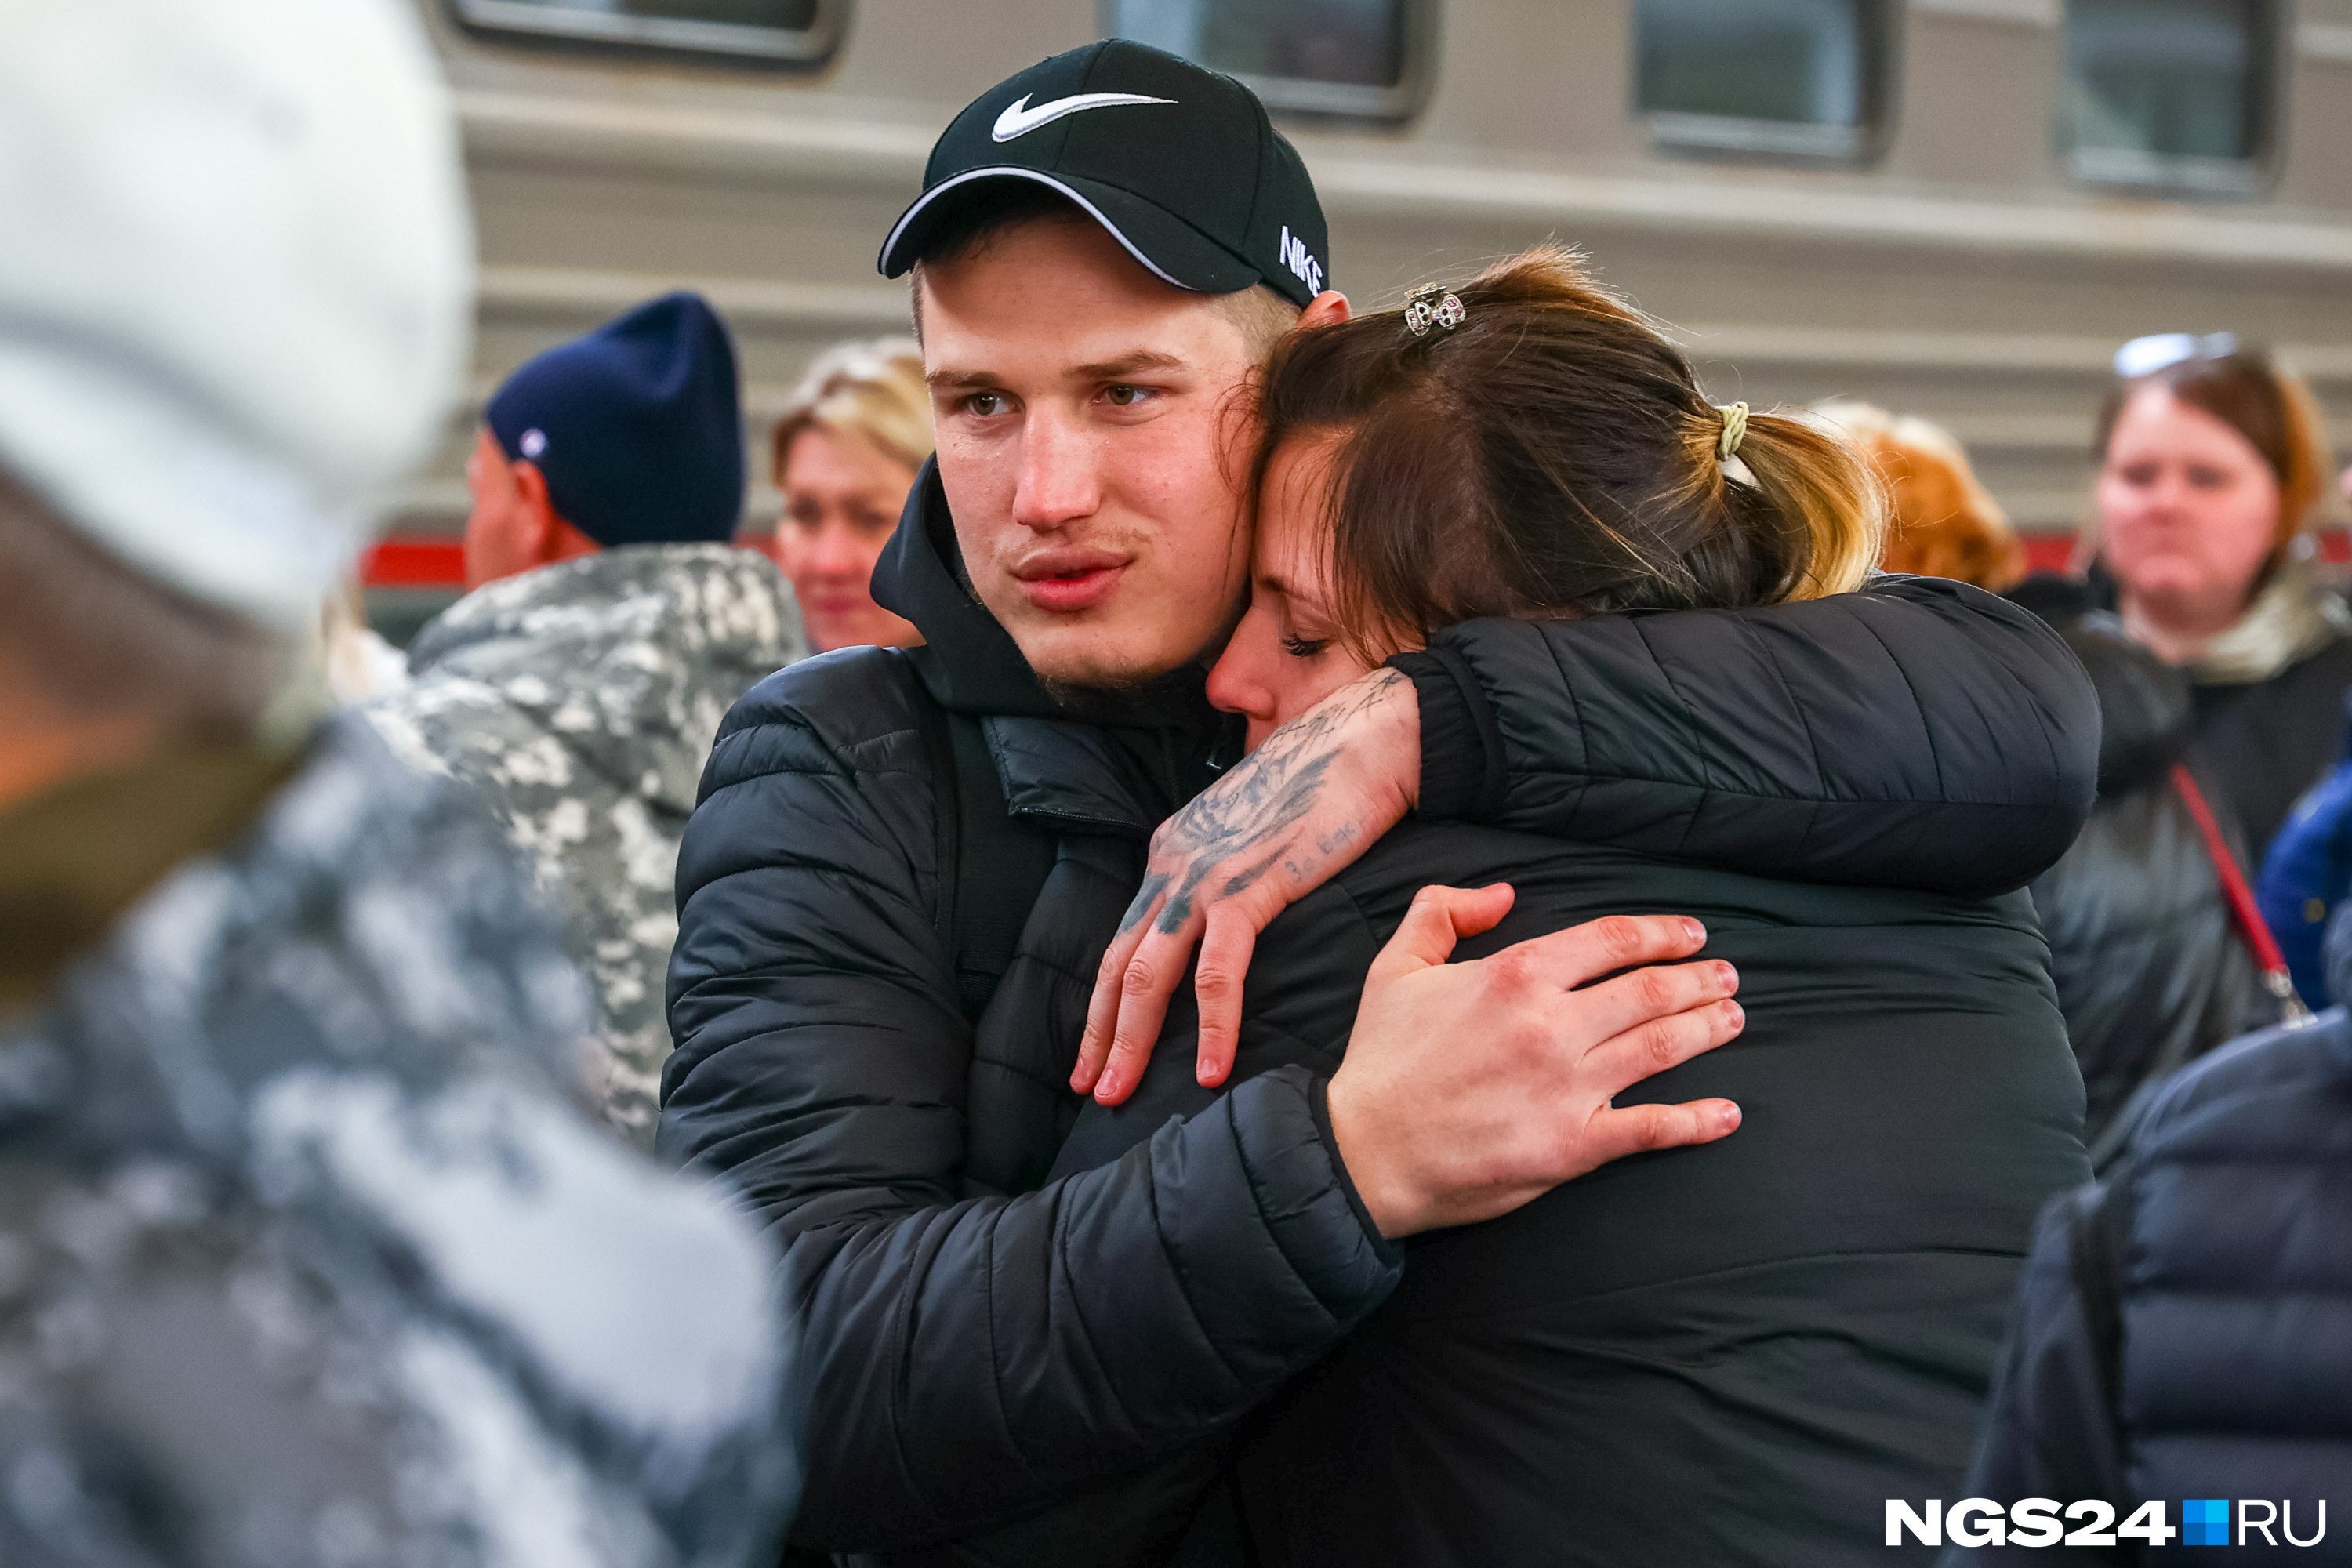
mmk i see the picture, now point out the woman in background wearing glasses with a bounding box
[2023,335,2346,1161]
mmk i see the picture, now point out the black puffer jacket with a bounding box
[1054,626,2098,1567]
[661,464,2100,1556]
[2024,618,2272,1160]
[1949,1007,2352,1565]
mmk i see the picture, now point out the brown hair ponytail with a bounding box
[1256,246,1885,659]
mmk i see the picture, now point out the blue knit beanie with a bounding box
[485,291,743,547]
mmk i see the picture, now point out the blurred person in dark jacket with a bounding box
[753,337,927,652]
[1944,898,2352,1565]
[2034,336,2348,865]
[659,43,2098,1564]
[1813,399,2027,592]
[1054,251,2095,1567]
[368,293,806,1151]
[2015,339,2338,1158]
[0,3,795,1563]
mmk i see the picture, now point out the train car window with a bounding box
[1103,0,1432,119]
[1634,0,1895,164]
[448,0,844,65]
[2062,0,2280,196]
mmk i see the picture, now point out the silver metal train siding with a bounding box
[373,0,2352,621]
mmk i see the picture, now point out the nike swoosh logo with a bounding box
[991,91,1176,142]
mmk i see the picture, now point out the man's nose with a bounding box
[1011,408,1102,532]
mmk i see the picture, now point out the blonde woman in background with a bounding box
[1812,399,2026,593]
[759,337,930,651]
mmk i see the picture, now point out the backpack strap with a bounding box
[891,651,1062,1025]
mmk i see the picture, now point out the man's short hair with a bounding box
[908,186,1301,363]
[0,465,287,742]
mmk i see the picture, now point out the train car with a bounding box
[373,0,2352,635]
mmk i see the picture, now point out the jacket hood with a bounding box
[873,459,1221,733]
[2192,557,2352,686]
[2060,613,2193,793]
[405,543,802,815]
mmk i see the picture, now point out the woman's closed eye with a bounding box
[1279,630,1328,659]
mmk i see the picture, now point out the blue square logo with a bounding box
[2183,1498,2230,1546]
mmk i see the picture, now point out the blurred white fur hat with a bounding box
[0,0,474,630]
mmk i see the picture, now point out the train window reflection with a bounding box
[2063,0,2279,196]
[1634,0,1893,164]
[448,0,844,65]
[1104,0,1430,119]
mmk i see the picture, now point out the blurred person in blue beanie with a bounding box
[370,290,806,1151]
[0,2,796,1563]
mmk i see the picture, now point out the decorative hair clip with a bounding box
[1403,284,1466,338]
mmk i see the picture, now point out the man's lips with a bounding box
[1012,552,1128,614]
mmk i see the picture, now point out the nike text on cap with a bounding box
[878,39,1330,310]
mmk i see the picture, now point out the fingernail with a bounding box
[1723,1001,1744,1027]
[1681,918,1705,942]
[1715,960,1737,989]
[1719,1102,1741,1131]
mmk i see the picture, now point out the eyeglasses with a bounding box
[2114,331,2238,380]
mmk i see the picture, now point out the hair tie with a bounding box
[1716,401,1750,461]
[1403,283,1466,338]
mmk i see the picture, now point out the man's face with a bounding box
[919,218,1261,688]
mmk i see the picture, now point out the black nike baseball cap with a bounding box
[878,39,1331,310]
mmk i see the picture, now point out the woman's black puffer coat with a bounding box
[2024,617,2273,1160]
[1054,597,2101,1568]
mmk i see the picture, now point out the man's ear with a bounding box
[508,460,561,561]
[1300,290,1350,330]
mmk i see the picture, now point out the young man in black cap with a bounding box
[661,41,2095,1561]
[659,42,1746,1559]
[372,292,805,1152]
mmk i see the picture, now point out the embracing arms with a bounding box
[658,656,1740,1547]
[1077,575,2099,1102]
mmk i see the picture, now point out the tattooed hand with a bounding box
[1073,667,1421,1105]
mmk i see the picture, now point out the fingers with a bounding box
[1364,884,1515,987]
[1575,1097,1744,1176]
[1488,914,1711,1000]
[1091,942,1185,1105]
[1073,931,1141,1094]
[1554,955,1740,1062]
[1581,994,1746,1098]
[1192,908,1261,1087]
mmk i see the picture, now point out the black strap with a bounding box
[893,651,1061,1025]
[2067,1171,2138,1438]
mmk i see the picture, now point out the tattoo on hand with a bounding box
[1137,670,1406,932]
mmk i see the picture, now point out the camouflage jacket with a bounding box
[0,713,794,1568]
[368,545,804,1150]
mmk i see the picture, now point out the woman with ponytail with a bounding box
[1049,249,2092,1565]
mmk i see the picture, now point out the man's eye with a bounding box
[1104,384,1150,408]
[1280,632,1327,659]
[964,392,1007,418]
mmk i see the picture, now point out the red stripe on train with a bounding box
[359,532,2347,593]
[361,538,466,588]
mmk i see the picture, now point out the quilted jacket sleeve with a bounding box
[658,652,1400,1551]
[1394,575,2099,897]
[1943,1186,2131,1563]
